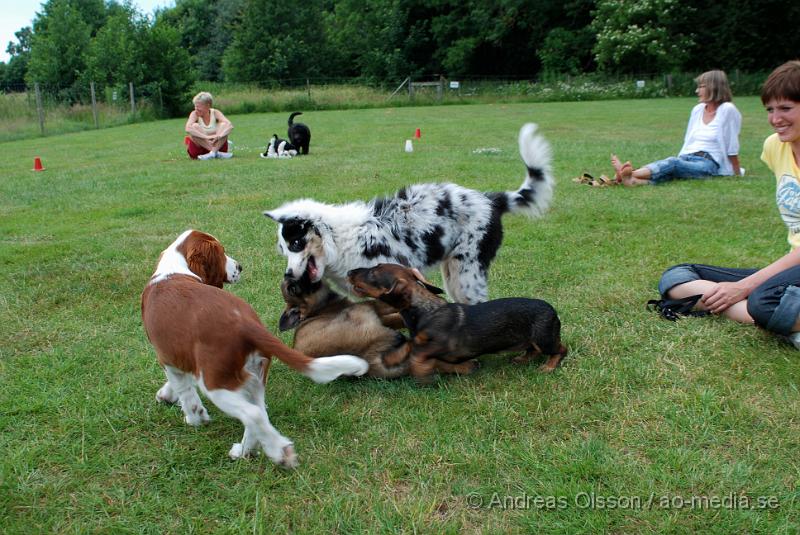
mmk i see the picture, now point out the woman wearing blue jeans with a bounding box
[658,61,800,346]
[612,70,742,186]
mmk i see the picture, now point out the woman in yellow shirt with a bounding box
[657,61,800,346]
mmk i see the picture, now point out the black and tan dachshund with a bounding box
[347,263,567,381]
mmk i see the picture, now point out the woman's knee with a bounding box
[746,284,800,334]
[658,263,701,296]
[746,289,777,330]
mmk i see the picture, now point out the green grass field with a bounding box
[2,98,799,533]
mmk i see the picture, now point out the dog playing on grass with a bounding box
[287,112,311,155]
[141,230,368,468]
[260,134,298,159]
[264,123,554,305]
[347,263,567,382]
[280,271,493,379]
[279,272,411,379]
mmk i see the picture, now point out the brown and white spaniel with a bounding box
[141,230,368,468]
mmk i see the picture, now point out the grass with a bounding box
[1,97,799,533]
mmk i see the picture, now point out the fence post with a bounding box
[129,82,135,116]
[437,75,444,102]
[307,78,311,100]
[408,77,414,101]
[34,82,45,135]
[90,81,99,128]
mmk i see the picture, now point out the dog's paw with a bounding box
[155,383,178,404]
[463,359,481,374]
[184,404,210,426]
[278,445,299,469]
[229,443,249,460]
[537,354,565,373]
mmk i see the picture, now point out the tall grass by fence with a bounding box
[0,71,770,143]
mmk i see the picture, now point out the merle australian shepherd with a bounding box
[264,123,554,304]
[287,112,310,155]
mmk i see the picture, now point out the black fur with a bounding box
[288,112,311,155]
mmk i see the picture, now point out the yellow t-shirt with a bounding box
[761,133,800,250]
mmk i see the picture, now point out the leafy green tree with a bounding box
[143,21,195,114]
[591,0,694,74]
[683,0,800,73]
[83,4,145,87]
[26,0,93,92]
[324,0,412,81]
[156,0,244,81]
[538,27,595,76]
[223,0,327,83]
[3,27,33,86]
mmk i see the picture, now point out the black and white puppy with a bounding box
[264,123,554,305]
[260,134,298,159]
[287,112,311,155]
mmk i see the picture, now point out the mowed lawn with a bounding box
[1,98,799,533]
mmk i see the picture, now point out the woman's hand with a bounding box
[701,282,750,314]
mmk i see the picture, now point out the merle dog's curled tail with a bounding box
[499,123,554,218]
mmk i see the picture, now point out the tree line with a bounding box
[3,0,799,116]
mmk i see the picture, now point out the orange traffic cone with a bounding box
[33,157,45,171]
[414,128,421,139]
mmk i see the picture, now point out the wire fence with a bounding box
[0,71,768,143]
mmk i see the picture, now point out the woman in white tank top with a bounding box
[184,91,234,160]
[610,70,742,186]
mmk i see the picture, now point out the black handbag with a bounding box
[646,294,709,321]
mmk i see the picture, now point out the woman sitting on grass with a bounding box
[657,60,800,347]
[612,70,742,186]
[185,91,234,160]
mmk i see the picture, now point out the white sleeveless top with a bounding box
[682,117,718,155]
[197,109,218,135]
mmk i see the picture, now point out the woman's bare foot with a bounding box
[611,154,633,184]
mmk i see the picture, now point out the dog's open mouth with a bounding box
[306,255,319,281]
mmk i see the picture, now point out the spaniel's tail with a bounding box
[243,323,368,383]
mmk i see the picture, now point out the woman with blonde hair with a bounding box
[612,70,742,185]
[184,91,234,160]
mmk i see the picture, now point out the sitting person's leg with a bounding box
[659,263,758,323]
[611,154,651,186]
[747,265,800,336]
[613,154,719,186]
[187,137,210,159]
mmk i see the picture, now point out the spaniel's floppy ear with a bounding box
[186,238,226,288]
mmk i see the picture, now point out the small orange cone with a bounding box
[414,128,421,139]
[33,157,45,171]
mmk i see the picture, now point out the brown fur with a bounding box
[279,275,477,379]
[279,277,412,378]
[348,263,568,382]
[141,230,367,467]
[142,232,320,391]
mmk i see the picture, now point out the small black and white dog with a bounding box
[287,112,311,155]
[264,123,554,305]
[260,134,298,159]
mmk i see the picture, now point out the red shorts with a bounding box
[185,136,228,159]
